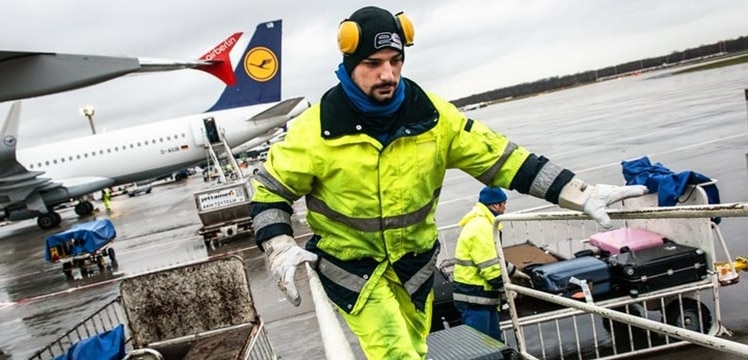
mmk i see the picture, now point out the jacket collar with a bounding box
[319,78,439,140]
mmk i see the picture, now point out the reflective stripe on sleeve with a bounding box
[529,161,564,200]
[254,168,301,203]
[477,142,518,184]
[455,257,500,270]
[252,207,292,233]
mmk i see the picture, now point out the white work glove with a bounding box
[264,235,318,306]
[558,178,648,228]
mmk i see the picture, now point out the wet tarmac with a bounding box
[2,62,748,359]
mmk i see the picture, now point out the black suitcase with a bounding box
[528,256,614,298]
[607,240,708,295]
[431,265,462,332]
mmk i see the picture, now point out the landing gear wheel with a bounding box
[37,213,60,229]
[108,248,118,269]
[74,201,94,216]
[603,303,647,342]
[665,298,712,333]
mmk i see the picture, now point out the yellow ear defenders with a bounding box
[337,11,415,55]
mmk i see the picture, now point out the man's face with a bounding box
[490,202,506,215]
[350,48,403,103]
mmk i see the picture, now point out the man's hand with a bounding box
[264,235,319,306]
[559,178,648,228]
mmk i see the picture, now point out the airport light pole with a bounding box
[80,105,96,135]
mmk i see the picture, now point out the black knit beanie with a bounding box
[341,6,405,74]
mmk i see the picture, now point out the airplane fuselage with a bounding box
[17,103,282,190]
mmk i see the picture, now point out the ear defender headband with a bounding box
[337,11,415,55]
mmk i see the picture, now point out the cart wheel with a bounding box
[62,262,74,281]
[108,248,118,269]
[665,298,712,333]
[603,303,647,342]
[97,256,106,271]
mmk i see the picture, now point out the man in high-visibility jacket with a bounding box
[249,6,647,359]
[453,186,513,341]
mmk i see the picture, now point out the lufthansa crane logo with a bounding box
[244,46,278,82]
[3,135,16,147]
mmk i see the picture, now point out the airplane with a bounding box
[0,31,243,102]
[0,19,308,229]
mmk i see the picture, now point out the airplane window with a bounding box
[61,158,65,163]
[37,162,41,167]
[84,153,88,158]
[145,140,149,145]
[77,154,81,159]
[159,137,164,142]
[130,144,134,149]
[137,142,141,147]
[92,152,96,157]
[69,156,73,161]
[167,136,171,141]
[152,139,156,144]
[29,164,34,169]
[107,148,111,153]
[53,159,58,164]
[99,150,104,155]
[114,147,118,152]
[45,161,50,165]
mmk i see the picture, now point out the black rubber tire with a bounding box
[108,248,118,269]
[37,213,58,229]
[62,262,74,281]
[665,298,712,333]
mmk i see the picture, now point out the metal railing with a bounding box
[495,203,748,359]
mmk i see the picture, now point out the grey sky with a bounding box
[2,0,747,147]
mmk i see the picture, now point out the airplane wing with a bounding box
[0,32,242,102]
[248,97,309,122]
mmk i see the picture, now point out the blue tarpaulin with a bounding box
[45,219,116,262]
[54,324,125,360]
[621,156,721,223]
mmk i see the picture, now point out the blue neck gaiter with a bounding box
[335,63,405,117]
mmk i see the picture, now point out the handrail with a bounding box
[493,202,748,359]
[306,263,356,360]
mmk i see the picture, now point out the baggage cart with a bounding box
[44,218,118,280]
[489,182,748,359]
[28,256,276,360]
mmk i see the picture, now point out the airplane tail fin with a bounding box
[206,20,283,112]
[0,102,30,178]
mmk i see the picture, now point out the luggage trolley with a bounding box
[28,256,277,360]
[492,183,748,359]
[44,218,119,280]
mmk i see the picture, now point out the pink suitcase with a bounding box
[587,227,665,255]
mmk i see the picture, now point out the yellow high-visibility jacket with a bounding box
[251,79,574,313]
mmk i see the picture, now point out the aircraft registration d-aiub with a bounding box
[0,19,308,229]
